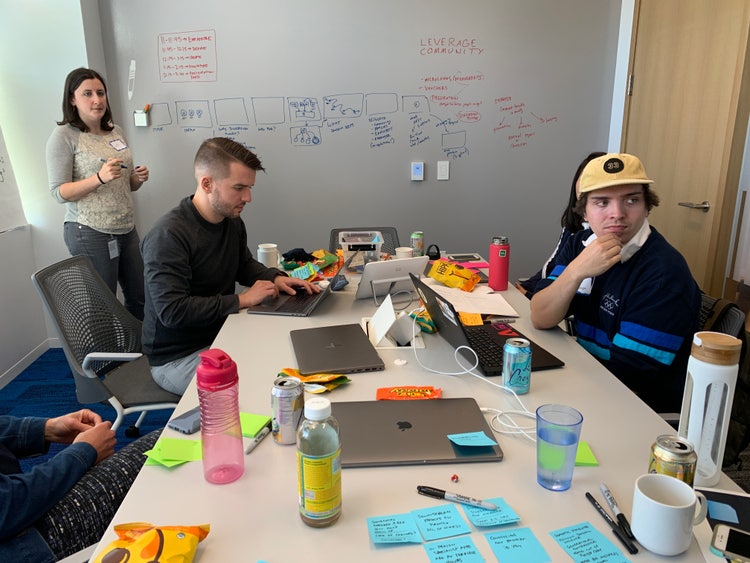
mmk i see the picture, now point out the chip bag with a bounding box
[93,522,210,563]
[428,259,481,292]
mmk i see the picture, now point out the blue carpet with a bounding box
[0,348,172,471]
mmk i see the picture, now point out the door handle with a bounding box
[678,200,711,212]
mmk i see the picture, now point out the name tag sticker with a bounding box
[110,138,128,151]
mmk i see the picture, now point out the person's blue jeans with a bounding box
[63,222,145,320]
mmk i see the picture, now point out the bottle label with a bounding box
[297,449,342,519]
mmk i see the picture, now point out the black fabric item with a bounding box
[34,429,161,560]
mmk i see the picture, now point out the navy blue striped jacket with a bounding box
[536,227,701,413]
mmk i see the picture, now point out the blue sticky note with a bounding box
[485,527,551,563]
[462,497,520,527]
[412,504,472,542]
[366,513,422,544]
[447,431,498,447]
[424,536,484,563]
[550,522,632,563]
[707,500,740,524]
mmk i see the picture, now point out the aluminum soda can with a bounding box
[410,231,424,256]
[502,338,531,394]
[648,434,697,486]
[271,377,304,444]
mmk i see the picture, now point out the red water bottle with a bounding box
[489,236,510,291]
[196,349,244,484]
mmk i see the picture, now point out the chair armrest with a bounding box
[82,352,143,378]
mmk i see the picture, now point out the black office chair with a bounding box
[661,292,747,429]
[329,227,401,256]
[32,256,180,436]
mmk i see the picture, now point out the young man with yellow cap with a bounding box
[530,153,701,413]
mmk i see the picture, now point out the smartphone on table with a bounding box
[167,406,201,434]
[712,524,750,562]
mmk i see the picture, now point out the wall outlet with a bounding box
[411,161,424,181]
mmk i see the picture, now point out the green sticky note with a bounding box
[575,441,599,466]
[145,437,202,467]
[241,412,272,437]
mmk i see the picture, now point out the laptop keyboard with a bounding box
[277,292,322,315]
[464,325,503,373]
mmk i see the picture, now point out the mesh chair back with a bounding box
[32,256,142,403]
[329,227,401,256]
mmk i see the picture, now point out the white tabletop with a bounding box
[91,281,737,562]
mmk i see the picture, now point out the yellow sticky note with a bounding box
[575,441,599,466]
[241,412,272,437]
[458,311,484,326]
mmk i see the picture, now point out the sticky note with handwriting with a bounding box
[411,504,472,542]
[550,522,631,563]
[485,527,550,563]
[366,513,422,544]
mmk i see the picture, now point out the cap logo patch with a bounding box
[603,157,624,174]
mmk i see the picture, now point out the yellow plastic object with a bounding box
[428,259,481,292]
[92,522,210,563]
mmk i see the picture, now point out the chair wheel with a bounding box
[125,425,141,438]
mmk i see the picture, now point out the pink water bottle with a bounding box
[196,349,245,484]
[489,236,510,291]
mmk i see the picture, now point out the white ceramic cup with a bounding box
[630,473,707,556]
[395,247,413,259]
[257,243,279,268]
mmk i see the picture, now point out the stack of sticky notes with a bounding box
[145,412,271,467]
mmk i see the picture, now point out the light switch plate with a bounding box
[437,160,450,180]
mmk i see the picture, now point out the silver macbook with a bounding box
[331,397,503,467]
[290,323,385,375]
[246,254,353,317]
[355,256,430,301]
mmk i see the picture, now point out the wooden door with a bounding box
[622,0,750,296]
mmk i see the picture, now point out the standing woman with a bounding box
[46,67,149,320]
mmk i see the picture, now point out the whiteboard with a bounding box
[98,0,620,279]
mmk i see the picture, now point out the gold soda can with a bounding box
[648,434,697,486]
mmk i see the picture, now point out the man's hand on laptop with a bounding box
[275,276,320,296]
[239,280,280,308]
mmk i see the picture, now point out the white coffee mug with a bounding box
[395,247,413,259]
[257,243,279,268]
[631,473,707,556]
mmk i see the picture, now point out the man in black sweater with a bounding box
[141,138,318,395]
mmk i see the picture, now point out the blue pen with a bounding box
[99,158,127,169]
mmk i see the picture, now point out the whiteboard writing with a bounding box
[159,30,217,82]
[419,36,484,56]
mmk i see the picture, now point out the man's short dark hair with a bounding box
[194,138,265,180]
[573,184,660,218]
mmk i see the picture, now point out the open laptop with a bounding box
[355,255,429,301]
[331,397,503,467]
[290,323,385,375]
[246,254,352,317]
[410,273,564,375]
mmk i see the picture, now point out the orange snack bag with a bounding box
[428,259,481,292]
[93,522,210,563]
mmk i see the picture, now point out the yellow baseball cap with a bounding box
[578,153,654,195]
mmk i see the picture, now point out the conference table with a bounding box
[91,277,739,562]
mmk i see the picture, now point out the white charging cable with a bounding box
[408,307,537,442]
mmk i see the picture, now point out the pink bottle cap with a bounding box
[196,348,238,391]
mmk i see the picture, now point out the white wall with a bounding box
[0,0,89,384]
